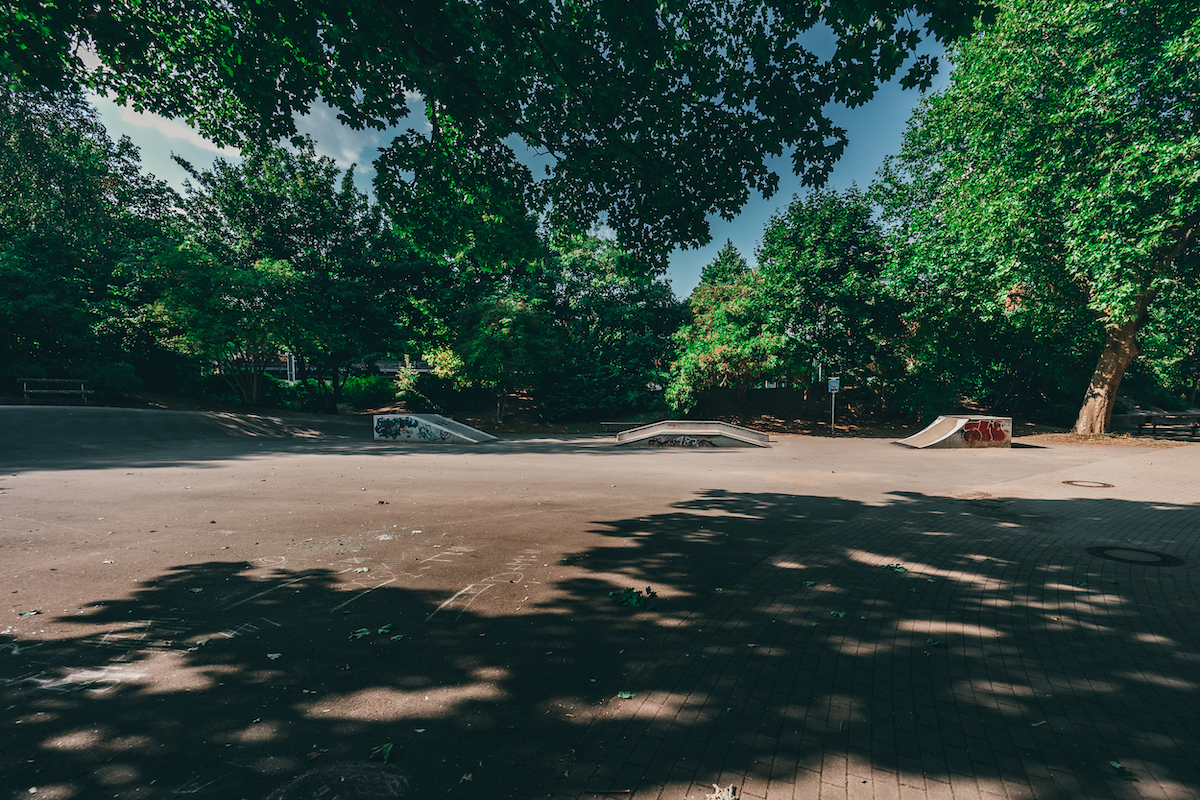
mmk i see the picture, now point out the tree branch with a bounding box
[374,0,561,157]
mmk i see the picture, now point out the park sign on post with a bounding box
[828,377,840,393]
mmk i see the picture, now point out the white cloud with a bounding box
[89,93,240,158]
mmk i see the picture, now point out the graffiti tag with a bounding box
[960,420,1007,444]
[375,416,453,442]
[646,435,716,448]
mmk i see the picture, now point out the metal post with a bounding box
[827,376,840,436]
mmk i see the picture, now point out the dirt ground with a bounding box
[1,405,1195,800]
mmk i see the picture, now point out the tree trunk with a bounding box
[1073,316,1141,434]
[1073,219,1197,432]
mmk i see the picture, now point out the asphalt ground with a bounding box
[1,406,1197,800]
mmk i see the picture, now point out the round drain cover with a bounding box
[1086,546,1184,566]
[1063,480,1115,488]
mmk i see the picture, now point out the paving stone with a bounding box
[553,441,1200,800]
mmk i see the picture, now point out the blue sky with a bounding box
[89,42,949,298]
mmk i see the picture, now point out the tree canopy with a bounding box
[756,188,901,392]
[667,190,900,414]
[162,139,423,409]
[0,87,176,382]
[876,0,1200,431]
[3,0,990,254]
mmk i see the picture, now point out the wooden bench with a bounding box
[1137,412,1200,436]
[20,378,95,405]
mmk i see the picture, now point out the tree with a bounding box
[175,139,420,411]
[1141,276,1200,406]
[4,0,990,255]
[876,0,1200,432]
[149,249,298,406]
[374,108,543,271]
[666,244,790,413]
[755,188,903,398]
[0,87,177,382]
[430,294,564,421]
[537,236,684,420]
[699,240,751,286]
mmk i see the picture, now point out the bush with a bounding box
[89,362,143,392]
[342,375,397,409]
[260,375,306,409]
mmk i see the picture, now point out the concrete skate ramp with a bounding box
[896,415,1012,449]
[373,413,497,443]
[0,405,366,453]
[615,420,770,448]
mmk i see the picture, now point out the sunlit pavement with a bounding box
[1,407,1197,800]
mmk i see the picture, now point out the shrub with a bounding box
[342,375,397,409]
[89,362,143,392]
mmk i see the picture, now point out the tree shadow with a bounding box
[562,489,1200,799]
[2,490,1198,799]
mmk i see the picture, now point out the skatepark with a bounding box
[2,406,1198,800]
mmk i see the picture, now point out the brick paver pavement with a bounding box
[556,443,1200,800]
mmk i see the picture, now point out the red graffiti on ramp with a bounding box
[961,420,1007,444]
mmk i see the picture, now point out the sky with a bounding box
[88,40,951,298]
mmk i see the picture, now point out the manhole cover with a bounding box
[1086,546,1184,566]
[1063,480,1115,488]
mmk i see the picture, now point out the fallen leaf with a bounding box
[1109,761,1138,781]
[617,691,636,699]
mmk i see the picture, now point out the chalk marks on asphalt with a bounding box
[426,549,541,622]
[219,576,307,610]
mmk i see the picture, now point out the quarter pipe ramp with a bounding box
[896,415,1012,449]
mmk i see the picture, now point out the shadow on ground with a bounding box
[2,491,1198,800]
